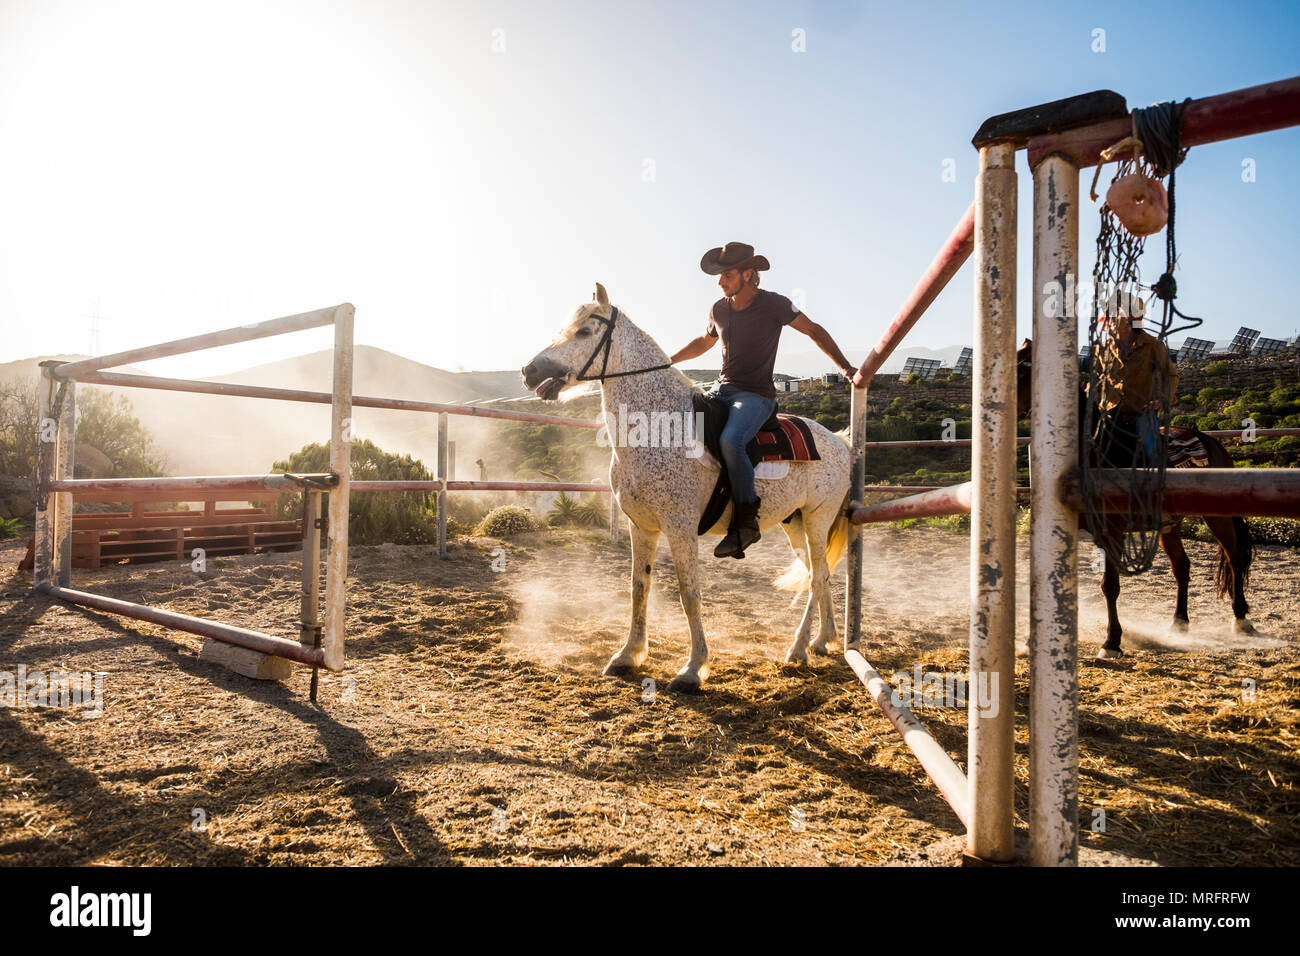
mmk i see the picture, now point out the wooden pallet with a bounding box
[23,498,305,570]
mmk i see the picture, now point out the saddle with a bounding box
[692,391,821,535]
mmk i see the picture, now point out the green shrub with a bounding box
[272,439,438,545]
[476,506,540,537]
[905,372,922,385]
[1203,360,1230,375]
[0,516,21,540]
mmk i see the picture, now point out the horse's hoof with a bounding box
[809,639,831,656]
[603,656,642,677]
[1169,618,1189,634]
[783,649,809,666]
[1096,645,1124,660]
[1234,618,1257,635]
[667,674,702,694]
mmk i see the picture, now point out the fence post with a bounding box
[33,367,54,589]
[609,491,619,545]
[844,383,868,647]
[969,141,1018,863]
[437,412,448,558]
[1030,153,1081,866]
[54,379,76,586]
[322,304,354,672]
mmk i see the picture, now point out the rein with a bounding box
[575,306,672,382]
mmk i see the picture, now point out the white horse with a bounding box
[522,284,852,692]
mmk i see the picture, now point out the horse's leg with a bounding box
[604,522,660,676]
[1160,518,1191,634]
[1097,548,1124,659]
[664,526,709,692]
[1205,515,1256,634]
[781,514,816,665]
[806,509,838,657]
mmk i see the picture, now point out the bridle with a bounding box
[574,306,672,382]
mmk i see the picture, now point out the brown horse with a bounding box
[1016,340,1254,658]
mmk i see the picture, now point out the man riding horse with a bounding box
[670,242,858,559]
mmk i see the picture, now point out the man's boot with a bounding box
[714,497,761,559]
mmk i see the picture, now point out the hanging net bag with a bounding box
[1080,99,1202,574]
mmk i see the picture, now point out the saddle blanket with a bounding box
[1167,426,1210,469]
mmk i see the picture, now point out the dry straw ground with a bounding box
[1,525,1295,866]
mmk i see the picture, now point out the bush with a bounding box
[904,372,922,385]
[1203,360,1230,375]
[0,516,20,540]
[547,491,606,528]
[272,439,438,545]
[476,506,540,537]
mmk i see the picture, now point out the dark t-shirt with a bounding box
[706,289,797,399]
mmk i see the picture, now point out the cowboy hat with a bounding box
[700,242,771,275]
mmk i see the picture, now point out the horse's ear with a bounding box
[594,283,610,308]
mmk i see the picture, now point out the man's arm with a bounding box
[789,314,859,384]
[671,334,717,365]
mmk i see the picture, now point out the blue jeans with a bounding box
[712,383,777,506]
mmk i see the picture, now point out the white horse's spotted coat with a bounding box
[524,284,852,691]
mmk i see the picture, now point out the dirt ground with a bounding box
[1,523,1296,866]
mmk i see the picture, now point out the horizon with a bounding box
[2,0,1298,381]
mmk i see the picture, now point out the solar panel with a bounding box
[1253,336,1286,356]
[901,357,942,380]
[1230,327,1260,355]
[1166,348,1180,362]
[1179,337,1215,361]
[953,347,973,376]
[1079,344,1093,360]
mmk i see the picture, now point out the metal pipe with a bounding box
[66,369,602,429]
[844,383,868,648]
[50,474,337,496]
[436,413,448,558]
[1026,76,1300,170]
[862,437,1032,449]
[300,490,322,644]
[51,305,342,379]
[323,303,354,672]
[844,648,971,828]
[1030,153,1081,868]
[33,367,54,589]
[850,482,974,524]
[349,480,612,493]
[1063,467,1300,518]
[855,205,977,386]
[54,379,75,587]
[38,583,327,667]
[969,142,1017,863]
[863,484,1030,496]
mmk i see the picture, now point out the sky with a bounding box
[1,0,1297,380]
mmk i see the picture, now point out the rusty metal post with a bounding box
[300,490,322,643]
[54,379,76,586]
[322,304,354,672]
[969,142,1018,863]
[609,492,619,545]
[437,413,448,558]
[844,383,868,647]
[1030,153,1081,866]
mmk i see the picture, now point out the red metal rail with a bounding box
[855,205,976,387]
[36,583,327,667]
[1027,76,1300,169]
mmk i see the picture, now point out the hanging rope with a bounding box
[1080,99,1197,575]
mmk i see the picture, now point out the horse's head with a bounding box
[1015,338,1032,419]
[522,282,618,401]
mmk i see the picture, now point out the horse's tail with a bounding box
[1216,516,1253,600]
[773,499,851,593]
